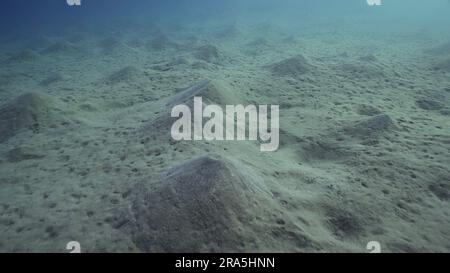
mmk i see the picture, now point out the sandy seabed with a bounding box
[0,20,449,252]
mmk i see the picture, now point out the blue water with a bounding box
[2,0,450,35]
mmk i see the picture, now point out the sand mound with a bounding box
[429,183,449,201]
[141,80,242,136]
[112,155,310,252]
[266,55,313,77]
[0,92,72,142]
[5,50,39,63]
[5,146,45,163]
[324,204,378,239]
[104,66,141,85]
[344,114,393,138]
[193,45,220,63]
[356,104,382,116]
[415,99,444,110]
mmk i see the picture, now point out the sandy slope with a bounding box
[0,21,449,253]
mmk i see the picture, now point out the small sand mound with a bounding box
[325,207,365,238]
[266,55,313,77]
[415,99,444,110]
[104,66,141,85]
[0,92,72,142]
[193,45,220,63]
[344,114,393,138]
[147,34,178,51]
[356,104,382,116]
[5,146,45,163]
[428,183,449,201]
[6,50,39,63]
[112,155,307,252]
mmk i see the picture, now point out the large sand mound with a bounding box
[344,114,394,138]
[0,92,73,142]
[266,55,313,77]
[113,155,312,252]
[103,66,143,85]
[141,79,243,136]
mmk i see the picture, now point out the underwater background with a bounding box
[0,0,449,252]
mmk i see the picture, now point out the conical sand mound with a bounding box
[141,79,242,136]
[266,55,313,77]
[0,92,72,142]
[113,155,310,252]
[103,66,142,85]
[344,114,394,138]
